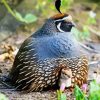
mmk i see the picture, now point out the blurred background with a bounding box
[0,0,100,41]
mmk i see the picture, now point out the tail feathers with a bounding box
[79,42,100,54]
[0,76,15,90]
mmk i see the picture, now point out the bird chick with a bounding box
[59,67,72,91]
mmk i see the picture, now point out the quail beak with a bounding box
[71,21,76,27]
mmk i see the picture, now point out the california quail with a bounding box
[8,13,88,92]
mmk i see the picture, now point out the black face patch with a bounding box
[55,20,74,32]
[60,21,73,32]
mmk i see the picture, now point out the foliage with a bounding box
[57,80,100,100]
[89,80,100,100]
[1,0,74,23]
[0,93,8,100]
[57,90,66,100]
[1,0,37,24]
[74,85,88,100]
[74,80,100,100]
[1,0,97,41]
[72,11,97,41]
[2,0,74,22]
[61,0,74,10]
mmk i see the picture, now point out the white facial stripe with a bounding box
[57,22,65,32]
[54,16,67,22]
[55,15,72,22]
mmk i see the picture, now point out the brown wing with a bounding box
[66,56,88,87]
[9,37,38,88]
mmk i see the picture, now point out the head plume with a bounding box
[55,0,62,13]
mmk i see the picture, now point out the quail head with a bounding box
[6,13,88,92]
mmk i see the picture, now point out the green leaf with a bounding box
[89,80,100,100]
[57,90,61,100]
[0,93,9,100]
[57,90,67,100]
[14,11,37,24]
[74,85,88,100]
[61,93,67,100]
[24,14,37,24]
[14,10,24,21]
